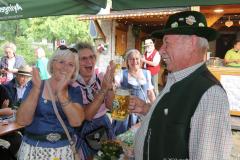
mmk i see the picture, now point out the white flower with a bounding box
[97,151,103,156]
[179,17,184,21]
[199,23,205,27]
[171,22,178,28]
[185,15,196,25]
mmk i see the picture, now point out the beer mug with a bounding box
[114,56,123,74]
[111,88,130,121]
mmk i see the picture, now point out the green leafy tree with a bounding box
[0,19,30,42]
[26,15,92,48]
[0,15,93,64]
[0,19,30,58]
[15,36,35,65]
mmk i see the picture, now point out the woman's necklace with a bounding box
[43,79,58,103]
[129,69,144,81]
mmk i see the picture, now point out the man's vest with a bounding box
[144,49,160,76]
[143,64,222,160]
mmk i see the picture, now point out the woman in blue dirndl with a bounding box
[113,49,156,135]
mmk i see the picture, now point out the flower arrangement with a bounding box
[94,140,124,160]
[117,130,135,158]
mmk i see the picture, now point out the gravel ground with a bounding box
[231,131,240,160]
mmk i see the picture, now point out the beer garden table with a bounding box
[0,121,24,136]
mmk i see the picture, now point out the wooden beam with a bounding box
[93,20,106,43]
[205,13,223,27]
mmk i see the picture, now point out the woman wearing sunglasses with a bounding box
[16,47,85,160]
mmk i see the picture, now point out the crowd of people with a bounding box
[0,10,236,160]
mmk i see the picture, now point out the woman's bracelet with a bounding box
[60,99,72,107]
[96,89,108,96]
[57,95,72,107]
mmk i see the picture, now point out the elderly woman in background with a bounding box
[112,49,156,135]
[74,42,115,160]
[16,46,85,160]
[0,42,25,83]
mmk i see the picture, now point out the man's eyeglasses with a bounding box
[58,45,78,53]
[79,55,96,62]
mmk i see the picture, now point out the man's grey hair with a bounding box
[3,42,17,53]
[73,42,96,56]
[196,36,209,54]
[180,35,209,54]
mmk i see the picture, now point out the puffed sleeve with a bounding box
[69,85,83,105]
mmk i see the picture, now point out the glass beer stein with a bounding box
[111,88,130,121]
[114,56,123,74]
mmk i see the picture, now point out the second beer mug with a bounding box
[111,88,130,121]
[114,56,123,74]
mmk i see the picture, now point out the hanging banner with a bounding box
[112,0,240,10]
[0,0,106,21]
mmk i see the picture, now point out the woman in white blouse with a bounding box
[113,49,156,135]
[0,42,25,83]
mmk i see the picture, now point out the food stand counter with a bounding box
[208,66,240,116]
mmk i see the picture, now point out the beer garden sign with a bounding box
[0,0,107,21]
[0,3,23,20]
[1,0,240,21]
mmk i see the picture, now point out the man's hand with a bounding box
[2,99,9,108]
[0,68,8,74]
[129,96,149,115]
[235,59,240,63]
[0,108,14,116]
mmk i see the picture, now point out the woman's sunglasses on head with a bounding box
[58,45,78,53]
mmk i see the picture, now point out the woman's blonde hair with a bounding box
[35,47,46,58]
[47,49,79,82]
[125,49,142,68]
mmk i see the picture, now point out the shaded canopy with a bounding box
[112,0,240,10]
[0,0,106,21]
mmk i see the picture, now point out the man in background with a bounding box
[224,40,240,67]
[4,65,32,109]
[141,39,161,95]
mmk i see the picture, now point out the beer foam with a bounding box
[116,89,130,96]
